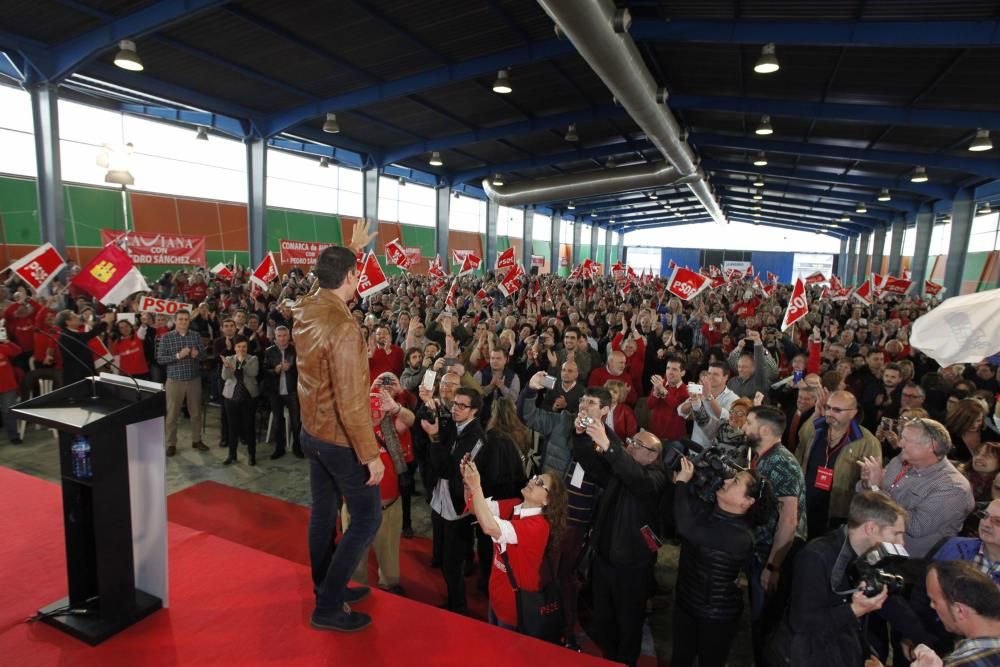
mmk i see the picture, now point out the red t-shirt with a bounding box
[489,499,551,627]
[185,283,207,305]
[3,300,37,353]
[369,345,404,382]
[0,341,24,392]
[375,447,399,504]
[112,336,149,376]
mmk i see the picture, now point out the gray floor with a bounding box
[2,406,754,665]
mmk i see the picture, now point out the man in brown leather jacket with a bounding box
[294,228,385,633]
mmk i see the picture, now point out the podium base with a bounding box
[39,589,162,645]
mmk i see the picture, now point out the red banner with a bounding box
[530,255,546,268]
[881,276,913,295]
[10,243,65,292]
[101,229,206,266]
[781,277,809,331]
[279,240,334,267]
[805,271,826,285]
[137,295,195,315]
[666,267,709,301]
[924,279,945,297]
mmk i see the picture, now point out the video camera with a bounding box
[850,542,911,597]
[663,438,743,504]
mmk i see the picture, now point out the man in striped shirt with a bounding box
[156,310,208,457]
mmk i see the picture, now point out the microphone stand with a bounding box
[34,325,145,402]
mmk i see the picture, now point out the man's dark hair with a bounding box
[665,354,686,368]
[564,326,581,339]
[708,361,730,376]
[314,246,357,289]
[884,362,903,375]
[455,386,483,412]
[490,346,509,359]
[847,491,907,529]
[232,334,249,347]
[584,386,613,409]
[929,560,1000,621]
[748,405,786,436]
[175,309,190,318]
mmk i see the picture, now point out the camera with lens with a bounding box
[850,542,911,597]
[663,439,742,504]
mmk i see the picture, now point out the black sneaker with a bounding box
[10,437,23,444]
[310,607,371,633]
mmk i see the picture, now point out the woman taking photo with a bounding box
[671,457,772,667]
[221,335,259,465]
[460,460,568,639]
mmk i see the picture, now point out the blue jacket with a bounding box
[933,537,1000,586]
[518,386,575,478]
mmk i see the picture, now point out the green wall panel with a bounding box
[0,176,42,246]
[580,244,591,263]
[963,252,988,283]
[400,224,436,257]
[64,184,130,247]
[265,208,343,253]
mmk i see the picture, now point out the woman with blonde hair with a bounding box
[604,379,638,440]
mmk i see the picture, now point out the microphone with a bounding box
[33,326,145,402]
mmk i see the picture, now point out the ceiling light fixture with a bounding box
[753,205,762,211]
[911,166,928,183]
[319,157,330,168]
[398,177,405,186]
[606,156,617,168]
[969,128,993,152]
[322,112,340,134]
[492,69,512,94]
[752,175,764,187]
[753,151,768,166]
[113,40,144,71]
[567,201,576,209]
[979,202,992,215]
[102,142,134,185]
[840,214,850,222]
[591,210,598,218]
[649,192,658,200]
[754,43,780,74]
[941,214,952,223]
[878,187,891,201]
[564,124,578,143]
[429,151,443,166]
[195,126,208,141]
[755,115,774,135]
[491,173,504,186]
[856,203,868,213]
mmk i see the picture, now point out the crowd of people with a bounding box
[2,227,1000,666]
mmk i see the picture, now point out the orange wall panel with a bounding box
[376,222,403,249]
[218,202,249,252]
[448,231,482,256]
[130,193,184,236]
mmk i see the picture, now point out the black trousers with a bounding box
[588,554,653,667]
[670,605,741,667]
[269,392,301,452]
[440,515,473,611]
[225,397,256,457]
[476,525,493,583]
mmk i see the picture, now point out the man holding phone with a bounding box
[538,360,584,414]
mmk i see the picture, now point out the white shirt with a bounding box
[430,418,478,521]
[680,386,738,447]
[485,499,543,553]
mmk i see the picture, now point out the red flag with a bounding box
[709,275,727,290]
[458,253,481,276]
[830,275,843,291]
[820,286,829,300]
[250,252,279,290]
[924,279,945,297]
[668,259,677,271]
[9,242,65,292]
[763,283,777,297]
[445,279,458,307]
[766,271,779,284]
[805,271,826,285]
[666,266,710,301]
[384,238,411,269]
[356,252,389,299]
[744,264,755,278]
[210,262,233,281]
[72,243,149,306]
[852,275,874,306]
[781,277,809,331]
[881,275,913,296]
[496,247,516,271]
[626,266,639,282]
[428,254,445,278]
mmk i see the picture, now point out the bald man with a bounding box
[587,351,638,405]
[795,390,881,538]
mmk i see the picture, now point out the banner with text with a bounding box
[102,230,206,266]
[279,240,335,266]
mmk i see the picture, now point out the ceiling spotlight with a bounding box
[429,151,443,166]
[755,115,774,136]
[492,69,512,94]
[567,201,576,210]
[941,214,952,223]
[453,190,461,199]
[591,210,598,218]
[322,112,340,133]
[856,203,868,213]
[840,214,850,222]
[319,157,330,168]
[753,204,762,211]
[753,151,768,166]
[663,203,672,210]
[195,126,208,141]
[752,190,763,200]
[606,156,617,169]
[979,202,992,215]
[969,128,993,152]
[102,142,134,185]
[113,39,144,71]
[491,173,504,186]
[911,166,928,183]
[649,192,658,200]
[754,43,780,74]
[398,176,405,186]
[878,187,891,202]
[564,123,579,142]
[752,175,764,187]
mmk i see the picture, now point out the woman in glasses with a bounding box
[460,459,568,642]
[671,456,774,667]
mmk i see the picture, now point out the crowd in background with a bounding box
[2,249,1000,667]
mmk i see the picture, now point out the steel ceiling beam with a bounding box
[728,217,848,240]
[118,102,249,137]
[629,19,1000,47]
[712,177,903,217]
[692,133,1000,179]
[725,203,870,233]
[268,137,365,169]
[723,199,875,232]
[668,94,1000,131]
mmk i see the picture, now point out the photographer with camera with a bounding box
[786,491,933,666]
[573,407,667,667]
[671,456,772,667]
[679,361,739,448]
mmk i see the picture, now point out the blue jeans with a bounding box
[302,429,382,615]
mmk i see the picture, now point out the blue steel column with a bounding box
[30,83,65,253]
[944,195,975,296]
[485,198,498,273]
[871,226,886,275]
[604,228,612,274]
[550,215,560,275]
[617,229,625,265]
[572,220,582,267]
[909,211,934,293]
[246,137,266,265]
[590,224,599,261]
[888,215,906,277]
[362,167,380,252]
[855,230,871,284]
[435,186,451,267]
[838,237,848,281]
[846,235,858,285]
[522,208,534,270]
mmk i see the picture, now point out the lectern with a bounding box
[12,374,168,645]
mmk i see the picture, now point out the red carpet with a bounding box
[0,468,612,666]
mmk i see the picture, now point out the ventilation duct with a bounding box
[481,161,690,207]
[535,0,726,224]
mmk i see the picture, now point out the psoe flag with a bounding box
[666,266,709,301]
[250,252,278,290]
[73,243,149,306]
[781,277,809,332]
[911,288,1000,366]
[9,242,65,292]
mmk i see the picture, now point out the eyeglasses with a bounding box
[827,406,857,414]
[902,393,923,399]
[529,475,549,493]
[976,510,1000,527]
[451,402,472,411]
[625,437,658,454]
[730,411,748,418]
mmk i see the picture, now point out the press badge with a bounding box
[814,466,834,491]
[570,462,585,488]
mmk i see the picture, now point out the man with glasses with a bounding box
[858,417,974,557]
[574,419,667,667]
[900,382,927,412]
[932,499,1000,586]
[796,390,881,538]
[420,387,487,614]
[415,371,461,566]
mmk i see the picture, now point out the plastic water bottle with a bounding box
[71,436,93,479]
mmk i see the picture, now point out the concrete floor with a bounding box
[2,407,754,666]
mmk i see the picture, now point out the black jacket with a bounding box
[674,482,754,621]
[575,428,668,568]
[429,417,489,518]
[59,322,108,385]
[478,430,528,501]
[261,344,298,396]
